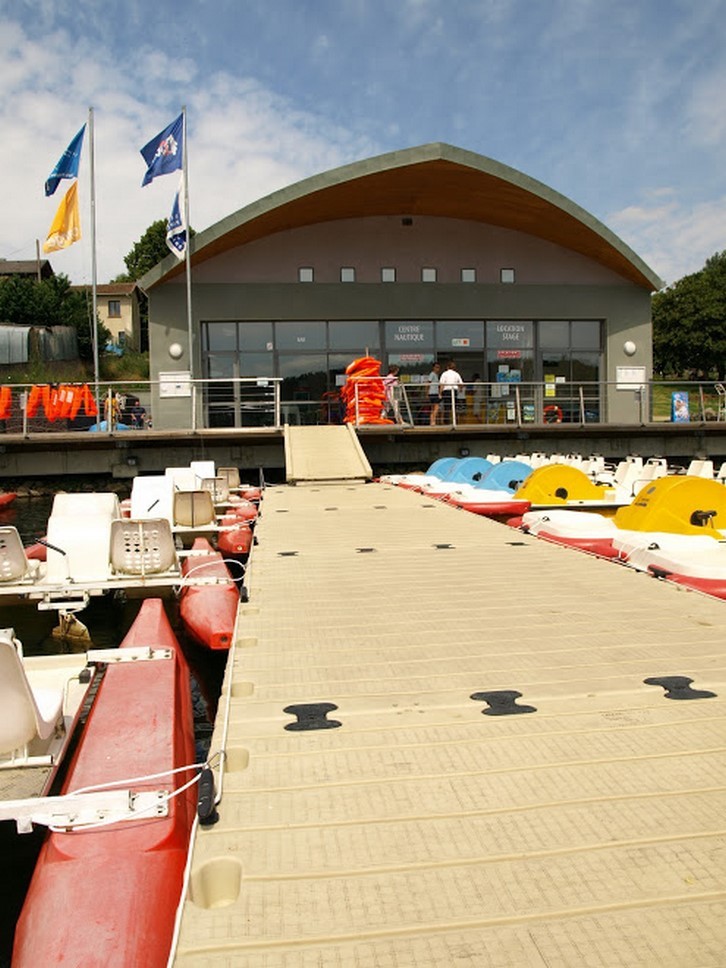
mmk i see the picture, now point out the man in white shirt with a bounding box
[439,361,463,423]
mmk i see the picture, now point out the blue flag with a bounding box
[140,113,184,186]
[166,176,187,259]
[45,124,86,196]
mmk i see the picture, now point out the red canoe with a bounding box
[180,536,240,650]
[13,598,197,968]
[0,492,17,508]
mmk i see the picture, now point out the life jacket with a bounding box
[0,385,11,420]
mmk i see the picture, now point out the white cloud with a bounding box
[609,191,726,287]
[0,16,377,284]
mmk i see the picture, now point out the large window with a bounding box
[275,321,326,351]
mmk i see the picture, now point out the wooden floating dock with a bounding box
[170,441,726,965]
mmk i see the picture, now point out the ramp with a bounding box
[284,424,372,484]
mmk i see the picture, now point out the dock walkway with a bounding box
[172,479,726,966]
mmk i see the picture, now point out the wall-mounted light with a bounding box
[459,447,470,457]
[168,342,184,360]
[623,340,637,356]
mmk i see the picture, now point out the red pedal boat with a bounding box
[12,598,198,968]
[180,536,240,650]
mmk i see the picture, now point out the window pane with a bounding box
[239,353,273,378]
[571,320,601,349]
[205,321,237,352]
[539,320,569,348]
[298,267,314,282]
[486,320,533,349]
[437,320,484,350]
[340,267,355,282]
[461,268,476,282]
[421,267,437,282]
[571,351,600,382]
[328,320,380,350]
[381,267,396,282]
[239,321,273,351]
[385,320,434,349]
[278,353,328,401]
[275,321,326,350]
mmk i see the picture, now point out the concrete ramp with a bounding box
[284,424,372,484]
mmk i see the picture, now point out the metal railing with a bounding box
[1,377,725,435]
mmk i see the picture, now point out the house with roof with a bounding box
[140,143,663,428]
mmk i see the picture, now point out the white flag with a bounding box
[166,175,186,259]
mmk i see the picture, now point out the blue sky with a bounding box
[1,0,724,287]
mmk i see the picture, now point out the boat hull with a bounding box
[12,598,197,968]
[181,537,239,650]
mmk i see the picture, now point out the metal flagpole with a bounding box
[88,106,100,414]
[182,105,193,383]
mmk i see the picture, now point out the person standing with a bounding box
[439,360,463,422]
[426,362,442,425]
[382,364,401,422]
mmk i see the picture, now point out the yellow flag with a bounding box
[43,180,81,252]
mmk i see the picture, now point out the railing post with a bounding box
[578,386,585,424]
[514,384,522,427]
[274,380,281,428]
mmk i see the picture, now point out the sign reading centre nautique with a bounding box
[387,321,433,345]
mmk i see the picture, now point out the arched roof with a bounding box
[142,143,663,291]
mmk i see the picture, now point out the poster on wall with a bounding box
[671,391,690,422]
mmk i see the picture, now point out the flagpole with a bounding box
[89,106,100,402]
[182,105,193,382]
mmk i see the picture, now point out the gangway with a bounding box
[284,424,372,484]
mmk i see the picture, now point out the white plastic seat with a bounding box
[130,475,175,522]
[0,629,63,762]
[686,459,714,479]
[110,519,179,576]
[218,466,241,489]
[0,527,38,582]
[198,476,230,503]
[173,490,216,528]
[190,460,216,482]
[165,466,198,491]
[45,494,117,583]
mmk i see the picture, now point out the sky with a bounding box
[1,0,725,289]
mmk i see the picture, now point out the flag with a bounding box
[43,180,82,252]
[45,124,86,196]
[166,175,187,259]
[140,112,184,186]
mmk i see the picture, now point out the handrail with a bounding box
[0,376,725,435]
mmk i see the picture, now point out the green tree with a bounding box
[652,250,726,379]
[0,273,109,362]
[114,218,196,282]
[113,219,196,351]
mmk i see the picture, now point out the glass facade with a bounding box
[201,318,603,423]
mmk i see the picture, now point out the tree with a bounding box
[652,250,726,379]
[113,219,196,351]
[0,273,109,362]
[114,218,196,282]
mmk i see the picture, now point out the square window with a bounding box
[500,268,515,284]
[461,268,476,283]
[421,267,437,283]
[340,267,355,282]
[108,299,121,317]
[381,267,396,282]
[298,267,314,282]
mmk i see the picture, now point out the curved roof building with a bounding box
[145,143,662,427]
